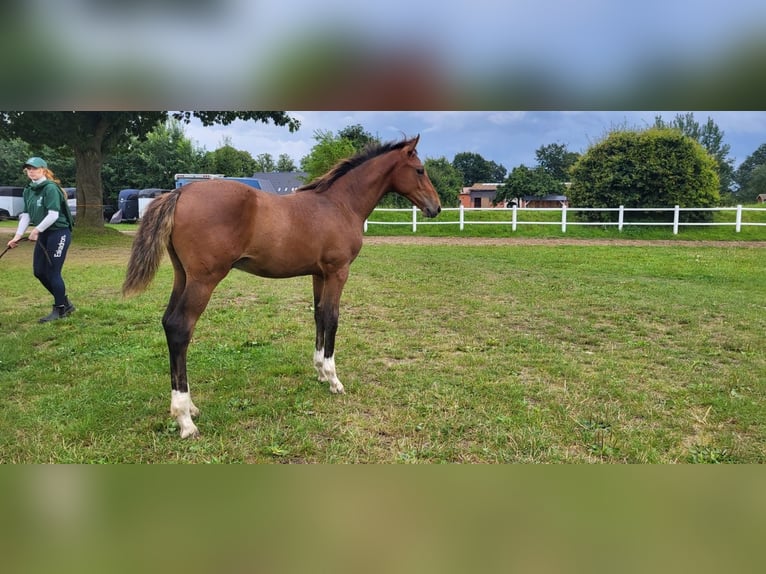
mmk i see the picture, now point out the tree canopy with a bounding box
[653,112,734,198]
[299,124,382,183]
[452,152,507,186]
[201,144,258,176]
[423,157,462,208]
[299,130,358,183]
[496,165,563,206]
[734,143,766,203]
[535,143,580,182]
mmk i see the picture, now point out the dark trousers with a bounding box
[33,228,71,306]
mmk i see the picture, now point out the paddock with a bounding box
[0,230,764,463]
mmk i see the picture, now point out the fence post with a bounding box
[512,205,517,232]
[618,205,624,231]
[673,205,680,235]
[561,205,567,233]
[736,204,742,232]
[364,218,368,233]
[412,205,417,233]
[459,204,464,231]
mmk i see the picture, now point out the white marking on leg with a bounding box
[321,354,345,394]
[170,390,200,438]
[314,347,328,381]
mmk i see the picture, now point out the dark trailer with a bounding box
[117,189,141,222]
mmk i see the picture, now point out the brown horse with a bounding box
[122,135,441,438]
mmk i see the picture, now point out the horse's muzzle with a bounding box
[423,205,442,218]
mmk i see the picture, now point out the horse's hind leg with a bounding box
[163,277,219,438]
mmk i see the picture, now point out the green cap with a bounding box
[24,157,47,169]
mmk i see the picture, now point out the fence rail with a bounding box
[364,205,766,234]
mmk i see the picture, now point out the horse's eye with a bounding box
[416,168,424,175]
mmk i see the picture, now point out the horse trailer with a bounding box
[138,188,172,220]
[63,187,76,218]
[117,189,141,222]
[0,186,24,220]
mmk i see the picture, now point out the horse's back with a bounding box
[169,181,265,269]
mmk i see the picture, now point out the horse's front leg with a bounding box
[312,274,326,382]
[312,269,348,394]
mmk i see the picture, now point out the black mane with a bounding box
[297,137,415,193]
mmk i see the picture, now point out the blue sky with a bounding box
[184,111,766,173]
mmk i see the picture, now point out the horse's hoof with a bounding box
[180,425,200,439]
[330,383,345,394]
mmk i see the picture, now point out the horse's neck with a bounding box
[333,154,396,220]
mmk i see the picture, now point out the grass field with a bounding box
[0,225,764,463]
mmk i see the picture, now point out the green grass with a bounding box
[1,229,764,463]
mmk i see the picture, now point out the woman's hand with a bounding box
[7,235,22,248]
[28,228,39,242]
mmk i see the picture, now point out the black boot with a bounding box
[39,305,68,323]
[63,296,76,316]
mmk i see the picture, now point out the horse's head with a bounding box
[391,135,442,218]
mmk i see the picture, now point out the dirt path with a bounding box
[1,226,762,248]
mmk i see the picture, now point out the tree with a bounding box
[337,124,380,151]
[138,118,203,188]
[495,165,563,206]
[276,153,297,172]
[535,143,580,182]
[0,112,299,230]
[202,145,257,176]
[569,128,720,221]
[0,138,34,186]
[741,164,766,203]
[485,159,508,183]
[452,152,507,186]
[0,138,78,188]
[423,157,461,207]
[252,153,276,172]
[100,119,205,202]
[299,123,385,183]
[734,143,766,203]
[299,130,357,182]
[654,112,734,196]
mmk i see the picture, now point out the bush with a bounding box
[569,128,720,222]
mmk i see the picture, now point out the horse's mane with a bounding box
[297,137,415,194]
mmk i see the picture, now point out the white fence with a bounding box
[364,205,766,234]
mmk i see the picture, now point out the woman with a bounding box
[6,157,76,323]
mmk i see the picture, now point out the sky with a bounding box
[183,111,766,173]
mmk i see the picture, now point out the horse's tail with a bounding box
[122,191,180,297]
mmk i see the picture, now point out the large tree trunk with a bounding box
[73,145,105,230]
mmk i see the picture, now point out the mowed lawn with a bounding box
[0,230,764,463]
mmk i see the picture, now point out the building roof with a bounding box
[251,172,308,195]
[462,182,501,192]
[522,194,568,201]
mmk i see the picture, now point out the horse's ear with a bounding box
[406,134,420,155]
